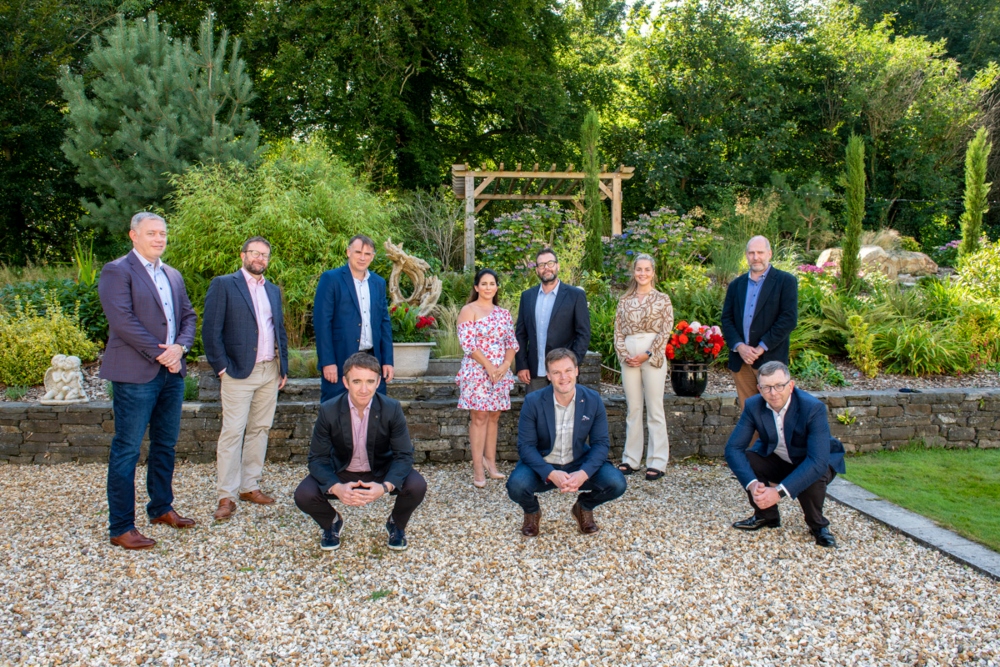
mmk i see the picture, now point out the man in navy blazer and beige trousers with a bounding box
[99,212,198,550]
[202,236,289,522]
[506,348,627,537]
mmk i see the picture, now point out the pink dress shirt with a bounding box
[347,399,372,472]
[241,268,276,363]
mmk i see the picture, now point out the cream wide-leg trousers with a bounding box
[217,358,280,501]
[621,332,670,470]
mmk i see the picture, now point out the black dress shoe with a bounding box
[811,526,837,547]
[732,515,781,531]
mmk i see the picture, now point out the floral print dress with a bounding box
[456,307,519,411]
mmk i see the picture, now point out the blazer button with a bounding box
[253,347,257,351]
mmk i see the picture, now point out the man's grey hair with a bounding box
[758,360,790,381]
[746,235,772,252]
[131,212,166,231]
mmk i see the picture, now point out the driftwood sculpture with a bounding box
[384,239,442,316]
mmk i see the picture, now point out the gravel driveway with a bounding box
[1,461,997,666]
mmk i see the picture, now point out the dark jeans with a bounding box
[107,367,185,538]
[506,460,627,514]
[745,451,837,530]
[294,470,427,530]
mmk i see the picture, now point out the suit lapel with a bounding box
[759,400,779,453]
[524,288,538,340]
[339,397,354,457]
[233,271,256,319]
[750,269,778,328]
[366,394,381,461]
[341,266,361,316]
[547,283,570,341]
[266,281,282,323]
[126,251,161,306]
[783,390,799,449]
[571,391,586,458]
[735,275,748,332]
[542,390,556,452]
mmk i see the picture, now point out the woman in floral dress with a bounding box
[456,269,519,487]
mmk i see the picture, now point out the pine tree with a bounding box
[581,109,605,272]
[59,13,260,233]
[959,127,992,258]
[840,134,865,293]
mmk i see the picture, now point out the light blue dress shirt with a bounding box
[739,266,770,352]
[352,270,373,350]
[534,281,560,376]
[132,248,176,345]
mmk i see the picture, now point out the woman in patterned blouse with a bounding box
[613,253,674,480]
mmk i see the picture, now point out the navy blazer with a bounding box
[201,270,289,380]
[514,282,591,378]
[517,384,610,480]
[725,387,846,499]
[720,267,798,371]
[98,251,197,383]
[307,392,413,491]
[313,265,394,397]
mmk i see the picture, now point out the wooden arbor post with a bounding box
[451,163,634,271]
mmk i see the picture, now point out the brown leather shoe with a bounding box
[150,510,196,529]
[521,510,541,537]
[571,501,599,535]
[213,498,236,521]
[239,490,275,505]
[110,529,156,550]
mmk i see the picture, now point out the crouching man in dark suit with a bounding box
[506,348,627,537]
[294,353,426,552]
[724,361,846,547]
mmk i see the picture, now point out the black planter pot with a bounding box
[670,361,709,397]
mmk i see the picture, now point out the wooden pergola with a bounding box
[451,163,635,270]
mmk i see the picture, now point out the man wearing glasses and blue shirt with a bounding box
[724,361,846,548]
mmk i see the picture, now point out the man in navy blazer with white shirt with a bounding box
[313,235,394,402]
[506,348,627,537]
[725,361,845,547]
[202,236,290,521]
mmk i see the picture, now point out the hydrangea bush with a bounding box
[477,203,583,276]
[605,208,720,284]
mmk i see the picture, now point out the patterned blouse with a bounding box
[613,290,675,368]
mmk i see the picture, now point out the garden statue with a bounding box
[40,355,89,405]
[384,239,442,316]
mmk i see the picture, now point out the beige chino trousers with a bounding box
[621,332,670,470]
[217,358,280,501]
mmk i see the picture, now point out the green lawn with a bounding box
[843,447,1000,552]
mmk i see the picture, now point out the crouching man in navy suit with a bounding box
[724,361,846,547]
[506,348,627,537]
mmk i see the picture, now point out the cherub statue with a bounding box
[41,355,89,404]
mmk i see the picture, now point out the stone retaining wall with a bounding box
[2,388,999,465]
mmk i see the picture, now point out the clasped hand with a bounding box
[156,343,184,373]
[624,352,650,367]
[547,469,588,493]
[738,344,765,366]
[750,480,780,509]
[330,480,388,507]
[482,360,509,384]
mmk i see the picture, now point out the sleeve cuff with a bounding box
[746,478,758,490]
[777,484,789,499]
[759,341,769,351]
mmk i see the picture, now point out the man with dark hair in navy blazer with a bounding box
[99,212,198,550]
[506,348,627,537]
[202,236,290,522]
[313,235,394,403]
[725,361,846,547]
[720,236,798,410]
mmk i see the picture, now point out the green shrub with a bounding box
[958,241,1000,301]
[606,208,720,284]
[439,271,474,307]
[287,348,321,379]
[0,295,101,386]
[431,305,463,359]
[183,374,199,401]
[477,203,584,277]
[872,322,974,376]
[588,293,620,377]
[0,278,107,343]
[166,137,397,347]
[4,385,28,400]
[790,349,847,389]
[847,314,879,378]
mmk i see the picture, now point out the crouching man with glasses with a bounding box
[724,361,846,547]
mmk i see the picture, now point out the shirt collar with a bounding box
[353,270,371,284]
[132,247,162,271]
[748,264,771,284]
[349,398,372,417]
[766,392,793,419]
[240,267,265,286]
[554,389,576,410]
[539,280,560,297]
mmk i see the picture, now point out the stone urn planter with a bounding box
[392,342,436,377]
[669,361,709,397]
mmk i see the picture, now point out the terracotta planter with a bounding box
[392,342,436,377]
[669,361,709,397]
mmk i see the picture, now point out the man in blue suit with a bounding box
[725,361,846,547]
[313,235,394,402]
[506,348,627,537]
[202,236,290,521]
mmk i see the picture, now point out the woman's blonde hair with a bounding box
[622,253,657,298]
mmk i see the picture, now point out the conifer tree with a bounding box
[581,109,605,272]
[959,127,992,258]
[840,134,865,293]
[59,13,260,232]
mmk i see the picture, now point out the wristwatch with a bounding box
[380,482,391,494]
[645,350,652,357]
[777,487,787,499]
[181,344,189,354]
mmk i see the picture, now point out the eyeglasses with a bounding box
[537,260,558,270]
[244,250,271,260]
[757,381,790,394]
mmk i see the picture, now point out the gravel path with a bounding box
[2,461,998,666]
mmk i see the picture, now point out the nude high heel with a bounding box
[483,459,506,480]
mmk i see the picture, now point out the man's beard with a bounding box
[538,271,557,284]
[244,262,265,276]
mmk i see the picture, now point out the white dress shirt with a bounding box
[353,270,373,350]
[132,248,175,345]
